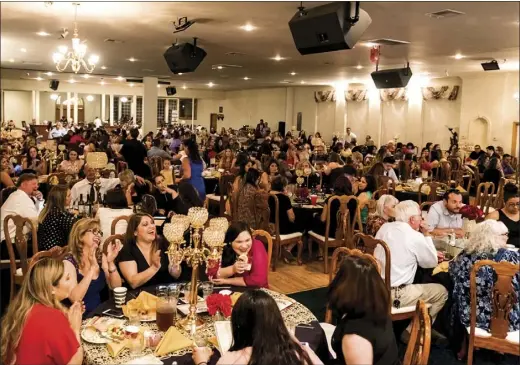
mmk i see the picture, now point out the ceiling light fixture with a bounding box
[100,80,106,85]
[240,23,256,31]
[86,95,94,102]
[157,84,160,88]
[116,76,124,81]
[129,83,135,87]
[52,3,99,73]
[128,57,136,62]
[300,81,306,84]
[272,55,285,61]
[68,79,76,83]
[356,65,363,69]
[45,72,53,76]
[120,96,128,103]
[182,85,187,89]
[207,82,214,87]
[82,74,90,79]
[290,72,296,76]
[9,59,15,63]
[217,66,223,70]
[362,42,376,48]
[37,31,51,36]
[454,53,464,60]
[50,94,59,100]
[243,77,250,80]
[35,77,43,81]
[20,48,27,52]
[178,73,183,75]
[101,66,107,70]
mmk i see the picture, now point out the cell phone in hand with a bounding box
[103,309,124,318]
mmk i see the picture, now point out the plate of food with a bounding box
[82,317,126,344]
[122,291,158,322]
[81,327,110,344]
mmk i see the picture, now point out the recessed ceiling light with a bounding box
[45,72,53,76]
[362,42,377,48]
[182,85,187,90]
[68,79,76,84]
[37,31,50,36]
[120,97,128,103]
[35,77,43,81]
[240,23,256,32]
[178,73,183,75]
[301,81,306,84]
[271,55,285,61]
[128,57,136,62]
[100,80,106,85]
[129,83,135,87]
[156,84,160,88]
[82,74,90,79]
[116,76,124,81]
[290,72,296,76]
[20,48,27,52]
[356,65,363,69]
[101,66,107,70]
[243,77,250,80]
[217,66,223,70]
[50,94,59,100]
[207,82,214,87]
[454,53,464,60]
[9,59,14,62]
[86,95,94,102]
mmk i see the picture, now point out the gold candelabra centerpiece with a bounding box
[163,209,228,335]
[85,152,108,204]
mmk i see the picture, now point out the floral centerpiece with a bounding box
[459,204,484,236]
[206,293,232,321]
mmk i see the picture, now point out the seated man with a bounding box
[502,154,515,176]
[382,156,399,182]
[426,189,464,238]
[375,201,448,328]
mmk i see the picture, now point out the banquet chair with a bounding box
[435,161,452,184]
[398,161,411,181]
[251,230,273,272]
[3,214,38,301]
[149,156,163,177]
[29,246,67,268]
[474,182,495,215]
[322,247,382,359]
[268,193,303,271]
[417,182,449,204]
[420,201,434,219]
[111,215,131,235]
[103,234,125,255]
[0,186,17,207]
[403,300,431,365]
[205,174,235,217]
[467,260,520,365]
[377,176,396,195]
[373,188,389,200]
[492,177,506,209]
[308,196,352,274]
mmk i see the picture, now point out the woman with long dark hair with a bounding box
[58,149,84,175]
[22,146,46,175]
[354,175,377,225]
[328,255,399,365]
[234,168,269,231]
[177,138,206,201]
[193,290,322,365]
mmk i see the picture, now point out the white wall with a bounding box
[3,90,32,126]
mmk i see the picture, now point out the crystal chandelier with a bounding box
[52,3,99,73]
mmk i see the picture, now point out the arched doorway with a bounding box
[55,96,85,122]
[468,117,489,148]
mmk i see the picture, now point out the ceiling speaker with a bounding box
[163,43,207,74]
[371,67,413,89]
[49,80,59,91]
[289,2,372,55]
[166,86,177,96]
[481,60,500,71]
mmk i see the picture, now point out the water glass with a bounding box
[127,307,140,327]
[201,282,214,299]
[167,283,182,300]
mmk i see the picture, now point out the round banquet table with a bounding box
[292,203,323,234]
[395,190,470,205]
[82,285,329,365]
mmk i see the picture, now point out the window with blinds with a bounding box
[136,97,143,122]
[157,98,166,126]
[112,96,119,122]
[179,98,197,120]
[121,98,131,120]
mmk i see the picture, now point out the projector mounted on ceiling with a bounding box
[481,60,500,71]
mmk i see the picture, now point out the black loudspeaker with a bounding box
[166,87,177,96]
[49,80,59,90]
[278,121,286,136]
[371,67,413,89]
[481,60,500,71]
[163,43,207,74]
[289,2,372,55]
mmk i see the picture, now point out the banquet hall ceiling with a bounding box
[1,1,519,90]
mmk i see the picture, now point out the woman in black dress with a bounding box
[328,255,399,365]
[486,183,519,247]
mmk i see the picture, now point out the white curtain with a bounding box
[422,100,461,150]
[381,101,408,145]
[346,101,369,143]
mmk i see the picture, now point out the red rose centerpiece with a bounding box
[459,205,484,221]
[206,293,232,320]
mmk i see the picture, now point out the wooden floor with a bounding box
[268,260,330,295]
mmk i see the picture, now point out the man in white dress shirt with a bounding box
[70,164,121,207]
[382,156,399,183]
[344,127,357,144]
[0,173,44,243]
[48,121,68,139]
[426,189,464,238]
[375,200,448,323]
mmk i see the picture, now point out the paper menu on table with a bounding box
[214,321,233,355]
[275,298,295,311]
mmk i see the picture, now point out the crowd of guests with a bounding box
[0,118,518,365]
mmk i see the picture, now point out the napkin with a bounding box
[124,354,163,365]
[230,292,242,306]
[107,339,128,357]
[154,326,192,356]
[122,291,158,318]
[455,185,466,193]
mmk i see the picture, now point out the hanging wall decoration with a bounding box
[379,88,408,102]
[345,89,368,102]
[314,90,336,103]
[421,85,460,101]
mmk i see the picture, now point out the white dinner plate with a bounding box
[81,327,110,344]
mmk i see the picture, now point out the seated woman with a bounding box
[22,146,46,175]
[96,188,133,244]
[328,255,399,365]
[59,149,84,175]
[353,175,377,225]
[266,158,281,183]
[0,155,15,189]
[154,176,203,216]
[269,175,299,263]
[234,168,269,231]
[366,194,398,236]
[64,218,122,315]
[293,159,320,189]
[118,213,181,289]
[193,290,322,365]
[0,258,84,365]
[482,157,503,192]
[153,174,178,215]
[211,222,268,288]
[232,153,252,192]
[160,159,174,186]
[37,185,79,251]
[218,148,235,171]
[486,183,519,247]
[449,220,519,357]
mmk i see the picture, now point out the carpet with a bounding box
[288,288,519,365]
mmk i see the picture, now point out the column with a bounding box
[285,87,294,131]
[165,99,169,125]
[101,93,106,122]
[131,95,137,122]
[60,101,64,119]
[142,77,158,134]
[314,103,318,134]
[191,97,195,130]
[73,92,79,123]
[109,94,115,125]
[118,98,122,122]
[66,92,71,121]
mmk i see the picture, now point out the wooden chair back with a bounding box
[448,157,463,172]
[466,165,480,190]
[341,195,363,247]
[474,182,495,214]
[29,246,67,268]
[268,193,281,238]
[111,215,131,235]
[420,201,434,214]
[377,176,396,195]
[353,232,391,290]
[149,156,163,177]
[403,300,432,365]
[467,260,520,365]
[492,177,506,209]
[398,160,411,181]
[0,186,17,207]
[252,229,273,272]
[417,182,449,204]
[218,174,236,216]
[3,214,38,300]
[435,161,452,184]
[373,188,389,200]
[324,247,381,323]
[103,234,125,255]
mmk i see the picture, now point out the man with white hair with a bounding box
[375,200,448,328]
